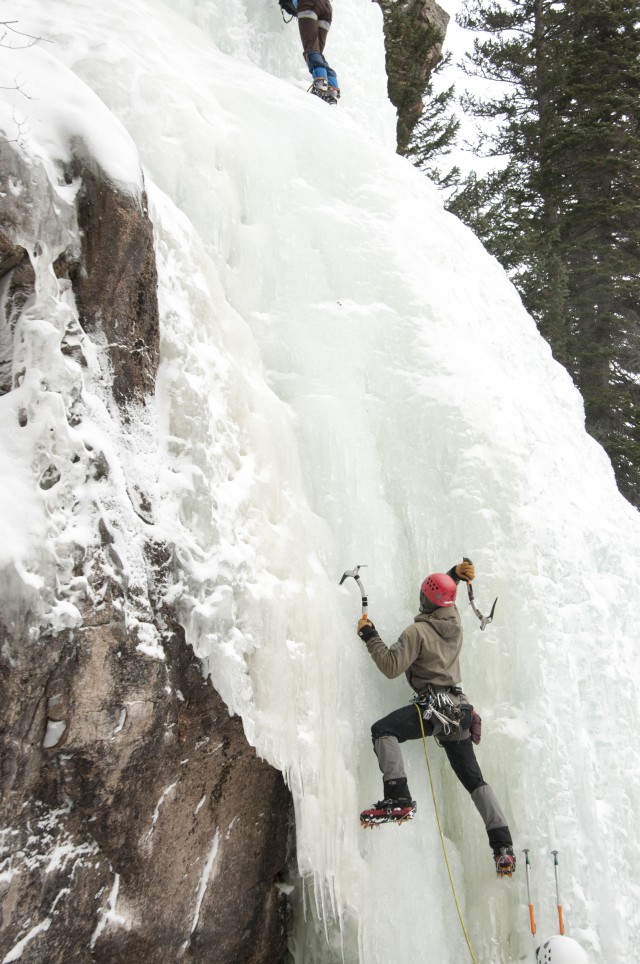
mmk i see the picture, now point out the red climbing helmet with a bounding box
[420,573,457,608]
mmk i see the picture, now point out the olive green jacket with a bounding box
[363,606,463,691]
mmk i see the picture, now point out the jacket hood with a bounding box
[414,606,460,640]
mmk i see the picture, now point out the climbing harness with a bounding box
[278,0,298,22]
[339,564,368,615]
[415,704,478,964]
[411,686,464,738]
[463,557,497,630]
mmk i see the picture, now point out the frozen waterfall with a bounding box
[2,0,640,960]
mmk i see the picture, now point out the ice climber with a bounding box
[280,0,340,104]
[357,560,516,877]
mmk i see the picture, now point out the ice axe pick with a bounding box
[339,564,368,616]
[463,556,497,630]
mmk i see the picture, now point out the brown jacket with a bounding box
[363,607,463,691]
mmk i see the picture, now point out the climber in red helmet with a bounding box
[358,559,515,876]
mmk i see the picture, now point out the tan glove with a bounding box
[455,560,475,582]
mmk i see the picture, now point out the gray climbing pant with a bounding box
[371,702,512,850]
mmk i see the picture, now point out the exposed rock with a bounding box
[1,599,291,964]
[0,235,30,281]
[67,168,160,407]
[375,0,450,154]
[0,139,292,962]
[0,242,33,395]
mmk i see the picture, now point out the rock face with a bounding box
[0,142,292,963]
[69,167,160,407]
[375,0,450,154]
[1,603,292,963]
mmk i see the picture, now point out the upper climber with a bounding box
[280,0,341,104]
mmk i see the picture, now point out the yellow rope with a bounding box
[415,704,478,963]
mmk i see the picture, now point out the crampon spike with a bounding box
[494,847,516,878]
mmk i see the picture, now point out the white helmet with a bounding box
[536,935,589,963]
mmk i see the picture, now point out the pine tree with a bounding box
[451,0,570,353]
[553,0,640,501]
[449,0,640,506]
[406,57,461,189]
[375,1,451,155]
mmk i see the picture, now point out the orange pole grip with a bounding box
[528,904,536,935]
[557,905,564,935]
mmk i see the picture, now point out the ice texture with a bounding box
[0,1,639,961]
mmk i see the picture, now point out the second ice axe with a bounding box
[463,556,497,630]
[339,564,368,615]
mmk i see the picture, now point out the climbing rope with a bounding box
[415,704,478,964]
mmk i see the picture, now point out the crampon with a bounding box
[494,847,516,878]
[360,799,416,828]
[308,80,339,105]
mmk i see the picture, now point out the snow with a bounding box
[144,782,178,844]
[112,708,127,737]
[1,0,639,962]
[0,809,98,960]
[1,918,51,963]
[90,873,130,949]
[190,829,220,936]
[42,719,66,748]
[0,43,142,194]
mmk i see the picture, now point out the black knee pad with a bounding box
[371,721,390,742]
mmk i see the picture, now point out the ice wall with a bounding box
[4,0,640,961]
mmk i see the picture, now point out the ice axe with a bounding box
[463,556,497,630]
[339,564,368,615]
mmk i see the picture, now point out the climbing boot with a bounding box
[310,77,328,99]
[360,797,416,828]
[494,847,516,877]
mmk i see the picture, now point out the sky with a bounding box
[435,0,509,178]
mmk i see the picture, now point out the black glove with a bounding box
[357,616,377,641]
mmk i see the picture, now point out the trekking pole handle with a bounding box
[552,850,565,935]
[523,849,536,936]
